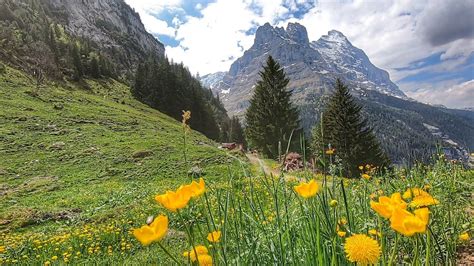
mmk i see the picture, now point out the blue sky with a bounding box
[125,0,474,108]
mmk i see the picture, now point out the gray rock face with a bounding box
[203,22,405,116]
[48,0,164,72]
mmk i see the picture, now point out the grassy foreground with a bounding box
[0,66,472,265]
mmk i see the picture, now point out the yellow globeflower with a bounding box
[155,190,192,212]
[370,192,407,219]
[361,174,371,180]
[207,230,221,243]
[183,245,209,262]
[197,254,213,266]
[133,215,168,246]
[390,208,429,237]
[344,234,381,265]
[294,179,320,198]
[459,232,469,241]
[180,178,206,198]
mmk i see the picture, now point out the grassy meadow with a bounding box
[0,67,473,265]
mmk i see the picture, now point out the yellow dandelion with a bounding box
[344,234,381,265]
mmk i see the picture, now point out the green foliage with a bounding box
[131,55,224,140]
[312,79,390,177]
[245,56,300,158]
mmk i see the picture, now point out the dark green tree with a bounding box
[71,44,83,80]
[228,116,246,147]
[245,56,300,158]
[311,79,390,177]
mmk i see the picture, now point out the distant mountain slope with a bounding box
[0,0,164,78]
[200,22,474,163]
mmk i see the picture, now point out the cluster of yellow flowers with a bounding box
[132,178,220,265]
[370,188,438,236]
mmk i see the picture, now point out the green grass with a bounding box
[0,66,472,265]
[0,66,247,264]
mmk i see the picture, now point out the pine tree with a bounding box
[245,56,300,158]
[71,43,83,80]
[311,79,390,177]
[229,116,246,147]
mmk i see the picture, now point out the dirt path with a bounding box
[246,153,281,177]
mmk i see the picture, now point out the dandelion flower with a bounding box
[390,208,429,236]
[409,194,439,208]
[344,234,381,265]
[294,179,319,198]
[183,245,209,262]
[207,231,221,243]
[370,192,407,219]
[133,215,168,246]
[459,232,470,241]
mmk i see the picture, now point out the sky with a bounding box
[124,0,474,109]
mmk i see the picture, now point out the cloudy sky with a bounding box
[124,0,474,109]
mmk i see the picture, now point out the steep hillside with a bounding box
[0,66,242,235]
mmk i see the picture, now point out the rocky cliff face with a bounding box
[47,0,164,72]
[202,22,405,116]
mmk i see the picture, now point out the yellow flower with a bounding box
[359,165,364,170]
[330,199,338,207]
[370,192,407,219]
[325,148,335,155]
[0,246,5,253]
[338,218,348,225]
[459,232,469,241]
[155,190,191,212]
[361,174,371,180]
[183,246,209,262]
[180,178,206,198]
[337,231,347,237]
[133,215,168,246]
[44,262,51,266]
[368,229,381,237]
[294,179,319,198]
[409,194,439,208]
[402,188,429,199]
[197,254,213,266]
[390,208,429,236]
[344,234,381,265]
[52,256,58,260]
[207,230,221,243]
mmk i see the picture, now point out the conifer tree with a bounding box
[229,116,246,147]
[245,56,300,158]
[311,79,390,177]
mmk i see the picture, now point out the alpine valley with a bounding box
[201,22,474,164]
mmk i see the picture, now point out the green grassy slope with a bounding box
[0,66,243,233]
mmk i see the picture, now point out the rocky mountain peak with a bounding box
[286,22,309,44]
[319,30,350,45]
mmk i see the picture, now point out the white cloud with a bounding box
[404,79,474,109]
[128,0,473,107]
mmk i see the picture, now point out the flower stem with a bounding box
[157,242,182,265]
[388,233,399,266]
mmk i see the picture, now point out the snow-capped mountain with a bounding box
[199,22,474,164]
[200,22,406,115]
